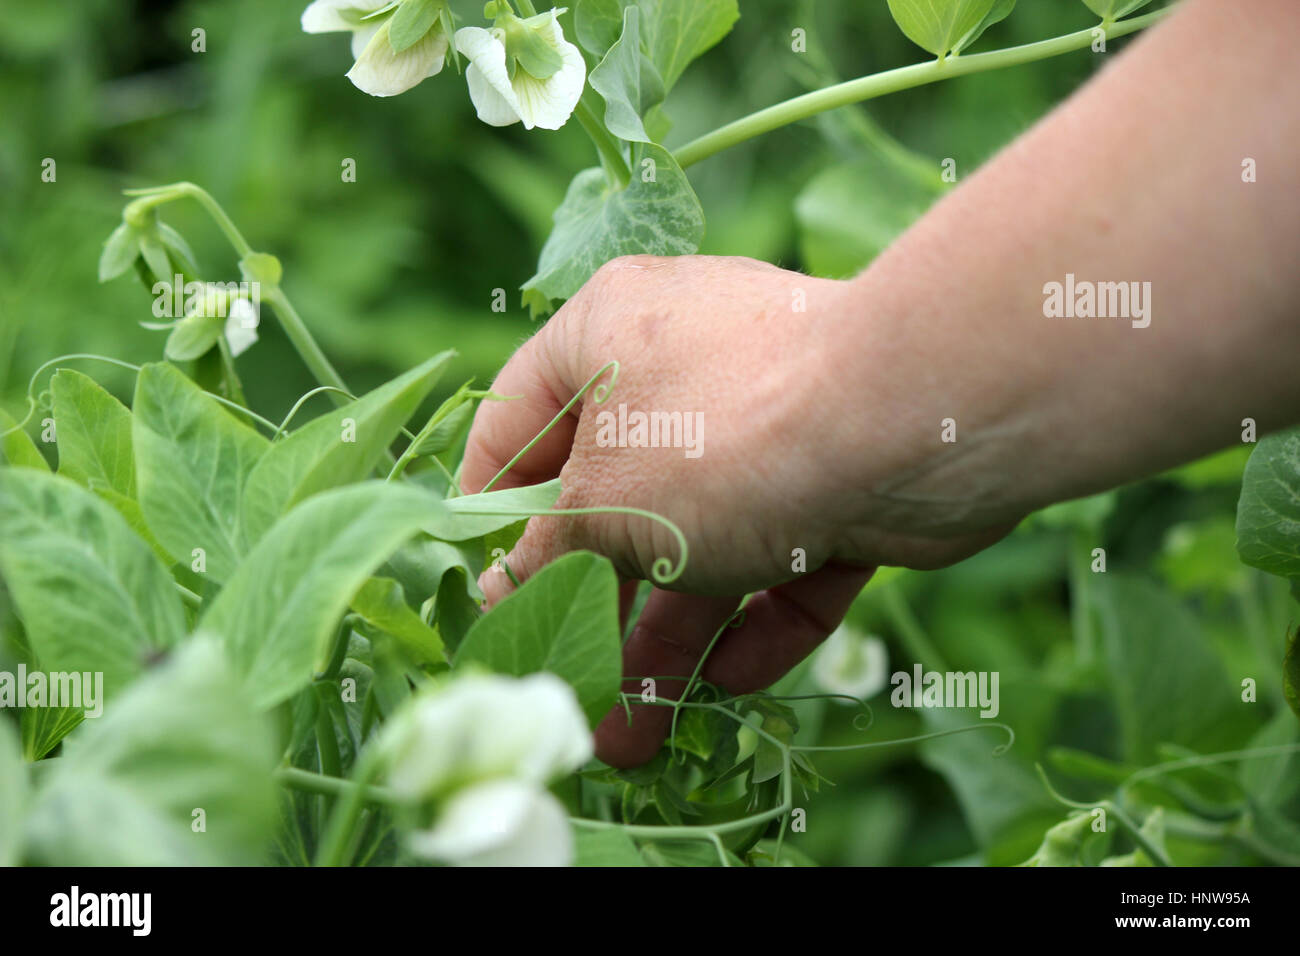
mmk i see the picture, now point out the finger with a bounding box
[701,562,874,694]
[477,512,568,607]
[459,306,585,495]
[594,590,742,768]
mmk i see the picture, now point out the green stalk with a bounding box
[265,288,351,408]
[672,10,1170,169]
[575,96,631,190]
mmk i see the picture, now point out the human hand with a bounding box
[460,254,1013,766]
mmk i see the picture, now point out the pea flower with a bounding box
[377,672,592,866]
[301,0,450,97]
[454,7,585,130]
[812,625,889,702]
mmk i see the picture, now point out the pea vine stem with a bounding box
[672,9,1170,169]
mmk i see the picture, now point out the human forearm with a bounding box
[829,0,1300,536]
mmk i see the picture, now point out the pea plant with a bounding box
[2,0,1297,867]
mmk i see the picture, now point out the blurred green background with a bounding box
[6,0,1294,868]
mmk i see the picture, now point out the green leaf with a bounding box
[885,0,997,57]
[433,566,481,655]
[51,370,135,499]
[1095,575,1241,762]
[164,311,224,361]
[574,0,624,56]
[521,143,703,317]
[98,222,140,282]
[20,704,84,761]
[573,828,646,866]
[506,13,565,80]
[49,370,166,559]
[0,409,48,470]
[350,576,446,666]
[0,720,25,866]
[201,482,445,710]
[411,392,475,457]
[0,470,185,698]
[795,156,942,278]
[748,839,820,867]
[1082,0,1157,21]
[427,478,562,541]
[133,362,270,580]
[637,0,737,92]
[588,6,665,143]
[241,351,453,544]
[640,840,742,867]
[389,0,440,52]
[576,0,736,92]
[1236,428,1300,579]
[953,0,1015,53]
[455,550,622,726]
[24,639,277,866]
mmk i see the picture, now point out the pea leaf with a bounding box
[953,0,1015,53]
[795,156,942,278]
[588,6,665,143]
[0,721,24,867]
[1082,0,1157,21]
[133,362,270,581]
[455,550,622,726]
[388,0,440,53]
[51,370,135,498]
[521,143,703,317]
[1235,428,1300,579]
[0,470,184,698]
[241,350,453,544]
[1095,575,1241,762]
[885,0,997,57]
[574,828,645,866]
[576,0,736,93]
[0,409,48,470]
[350,576,446,667]
[24,639,277,866]
[50,370,167,561]
[201,482,446,710]
[427,478,562,541]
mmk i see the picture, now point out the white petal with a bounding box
[465,63,522,126]
[350,20,382,59]
[407,780,574,866]
[379,673,592,799]
[224,299,260,357]
[347,21,449,97]
[302,0,375,34]
[456,27,522,125]
[507,14,586,130]
[812,627,890,702]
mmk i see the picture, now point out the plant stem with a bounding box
[878,582,948,673]
[575,96,631,190]
[275,767,398,804]
[673,10,1169,169]
[265,288,351,408]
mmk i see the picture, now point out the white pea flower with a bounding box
[812,625,889,702]
[378,672,591,867]
[301,0,450,97]
[380,672,592,799]
[224,297,260,357]
[455,8,585,130]
[406,778,574,866]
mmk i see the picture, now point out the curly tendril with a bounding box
[481,360,619,494]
